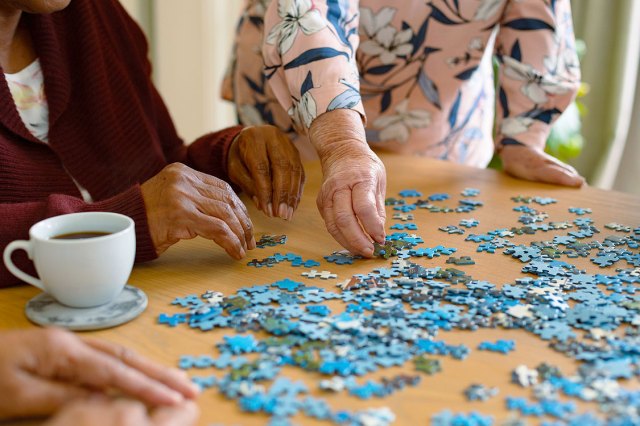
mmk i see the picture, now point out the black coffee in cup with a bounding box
[52,232,111,240]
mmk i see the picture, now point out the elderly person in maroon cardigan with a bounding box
[0,0,304,424]
[0,0,305,287]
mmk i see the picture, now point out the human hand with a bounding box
[500,144,585,187]
[44,397,199,426]
[310,110,387,257]
[0,329,199,420]
[228,125,305,220]
[141,163,255,259]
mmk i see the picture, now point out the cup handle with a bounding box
[3,240,45,290]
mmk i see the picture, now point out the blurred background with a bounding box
[119,1,640,196]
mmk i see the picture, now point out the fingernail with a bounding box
[287,206,294,220]
[249,235,256,250]
[190,383,202,395]
[252,196,259,207]
[278,203,287,219]
[267,203,273,217]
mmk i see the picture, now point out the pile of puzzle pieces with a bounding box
[158,188,640,426]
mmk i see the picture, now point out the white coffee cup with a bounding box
[3,212,135,308]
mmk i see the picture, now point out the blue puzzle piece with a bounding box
[272,278,303,291]
[399,189,422,197]
[478,339,515,354]
[158,313,188,327]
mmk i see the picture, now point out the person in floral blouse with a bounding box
[223,0,585,258]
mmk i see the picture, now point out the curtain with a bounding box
[119,0,242,142]
[571,0,640,195]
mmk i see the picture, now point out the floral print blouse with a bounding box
[224,0,580,167]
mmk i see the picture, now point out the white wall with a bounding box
[119,0,242,143]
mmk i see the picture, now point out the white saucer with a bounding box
[25,285,148,331]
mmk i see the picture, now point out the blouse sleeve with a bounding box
[262,0,365,133]
[494,0,581,151]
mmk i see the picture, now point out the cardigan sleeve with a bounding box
[0,186,155,288]
[494,0,581,151]
[262,0,365,134]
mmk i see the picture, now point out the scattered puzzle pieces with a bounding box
[157,189,640,425]
[302,270,338,280]
[464,384,499,401]
[256,234,287,248]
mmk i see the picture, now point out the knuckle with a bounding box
[41,328,73,349]
[164,162,188,176]
[274,158,292,171]
[112,344,137,364]
[218,203,234,219]
[220,180,233,194]
[290,193,302,205]
[244,221,253,233]
[278,189,290,201]
[291,164,304,175]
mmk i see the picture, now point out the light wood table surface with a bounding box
[1,154,639,425]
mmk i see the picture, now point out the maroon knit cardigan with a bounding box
[0,0,243,286]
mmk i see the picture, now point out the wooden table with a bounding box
[1,154,639,425]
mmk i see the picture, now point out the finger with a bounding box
[287,160,305,220]
[231,159,258,202]
[375,167,387,243]
[224,194,255,250]
[196,198,249,253]
[151,400,199,426]
[352,182,386,243]
[83,339,200,400]
[194,175,255,249]
[241,135,273,216]
[268,147,292,219]
[331,189,375,257]
[534,164,585,187]
[57,343,187,406]
[321,200,355,255]
[225,191,256,250]
[191,211,247,259]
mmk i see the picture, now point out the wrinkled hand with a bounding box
[228,125,305,220]
[44,397,198,426]
[500,144,585,187]
[310,110,387,257]
[0,329,199,420]
[141,163,255,259]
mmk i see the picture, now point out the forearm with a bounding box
[495,0,581,151]
[309,109,369,162]
[263,0,365,134]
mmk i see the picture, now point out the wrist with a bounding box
[309,110,367,158]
